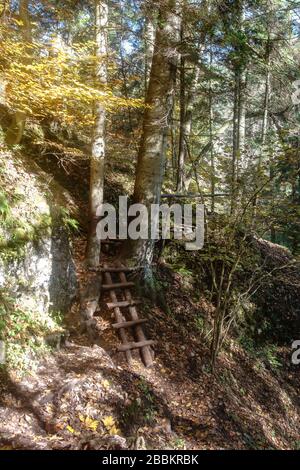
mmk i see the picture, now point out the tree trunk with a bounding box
[176,22,186,192]
[209,86,215,212]
[230,0,247,216]
[123,0,181,267]
[144,17,155,91]
[261,39,271,157]
[231,69,247,214]
[208,47,215,212]
[253,39,271,219]
[86,0,108,268]
[238,70,247,159]
[6,0,32,145]
[230,69,240,214]
[178,65,201,192]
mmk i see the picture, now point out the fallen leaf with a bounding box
[102,380,110,389]
[79,414,99,432]
[66,425,78,435]
[102,416,121,436]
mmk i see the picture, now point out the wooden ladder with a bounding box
[101,263,154,368]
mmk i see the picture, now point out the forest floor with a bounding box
[0,235,300,450]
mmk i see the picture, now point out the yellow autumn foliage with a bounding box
[0,22,143,132]
[79,414,99,432]
[102,416,121,436]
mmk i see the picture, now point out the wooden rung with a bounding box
[101,239,122,244]
[96,266,141,273]
[102,282,135,291]
[107,300,141,309]
[89,264,156,273]
[112,318,147,330]
[117,340,155,352]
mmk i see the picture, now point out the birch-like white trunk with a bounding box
[144,17,155,91]
[86,0,108,267]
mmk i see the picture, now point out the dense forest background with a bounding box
[0,0,300,451]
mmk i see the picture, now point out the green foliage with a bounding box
[171,437,186,450]
[0,211,52,264]
[195,315,204,332]
[242,432,270,451]
[294,441,300,450]
[121,378,157,430]
[0,191,10,219]
[239,335,282,371]
[60,207,80,233]
[49,310,65,327]
[174,266,193,277]
[0,290,64,373]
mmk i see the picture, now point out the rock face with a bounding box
[49,224,77,314]
[0,150,77,317]
[0,226,77,316]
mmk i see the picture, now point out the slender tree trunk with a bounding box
[230,0,246,215]
[176,1,206,192]
[261,74,270,146]
[184,66,200,138]
[6,0,32,145]
[261,39,271,156]
[171,115,177,178]
[230,69,240,214]
[123,0,181,267]
[120,36,133,132]
[86,0,108,268]
[231,69,247,214]
[184,118,231,185]
[238,70,247,159]
[119,5,133,132]
[208,47,215,212]
[209,88,215,213]
[177,22,186,192]
[253,39,271,221]
[231,76,247,211]
[177,64,201,191]
[144,17,155,92]
[268,72,275,243]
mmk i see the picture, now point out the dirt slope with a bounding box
[1,238,299,451]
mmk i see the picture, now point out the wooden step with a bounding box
[102,282,135,291]
[112,318,147,330]
[95,266,141,273]
[107,300,141,309]
[89,264,156,273]
[101,239,122,244]
[117,340,155,352]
